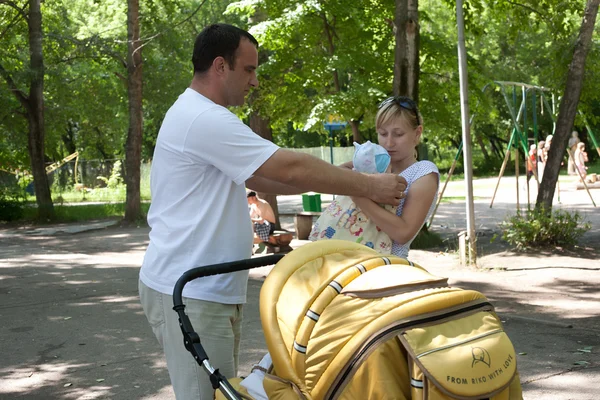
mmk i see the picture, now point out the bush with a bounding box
[411,226,444,249]
[0,185,27,222]
[500,208,591,250]
[97,160,124,189]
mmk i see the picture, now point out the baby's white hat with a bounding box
[353,141,391,174]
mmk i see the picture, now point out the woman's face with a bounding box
[377,115,422,167]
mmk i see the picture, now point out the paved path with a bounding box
[1,177,598,399]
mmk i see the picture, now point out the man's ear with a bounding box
[213,56,227,75]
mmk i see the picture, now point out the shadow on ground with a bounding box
[2,223,599,399]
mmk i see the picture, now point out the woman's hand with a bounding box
[352,173,438,245]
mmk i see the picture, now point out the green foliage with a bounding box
[97,160,124,189]
[0,181,27,222]
[21,202,151,222]
[410,226,444,250]
[500,208,591,250]
[2,0,600,195]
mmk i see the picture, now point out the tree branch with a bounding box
[46,33,128,68]
[0,0,28,20]
[133,0,208,56]
[0,1,27,39]
[0,62,29,109]
[113,71,127,82]
[505,0,544,18]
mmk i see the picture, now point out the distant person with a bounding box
[574,142,588,182]
[568,131,580,175]
[138,23,407,400]
[537,140,546,180]
[545,134,554,151]
[247,191,275,241]
[527,144,537,183]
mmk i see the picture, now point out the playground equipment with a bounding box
[2,151,79,182]
[428,81,597,227]
[45,151,79,178]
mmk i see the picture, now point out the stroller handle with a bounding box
[173,254,285,307]
[172,254,285,400]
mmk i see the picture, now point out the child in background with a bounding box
[527,144,537,183]
[574,142,588,182]
[537,140,546,180]
[309,141,396,254]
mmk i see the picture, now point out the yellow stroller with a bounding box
[173,240,523,399]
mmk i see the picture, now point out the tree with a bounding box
[124,0,143,222]
[393,0,419,100]
[536,0,600,210]
[229,0,396,144]
[0,0,54,219]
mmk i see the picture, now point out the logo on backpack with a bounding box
[471,347,491,368]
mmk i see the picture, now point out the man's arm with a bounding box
[245,175,304,195]
[246,159,355,194]
[253,149,406,205]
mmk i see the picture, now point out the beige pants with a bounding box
[139,280,243,400]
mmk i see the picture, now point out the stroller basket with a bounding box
[172,254,284,400]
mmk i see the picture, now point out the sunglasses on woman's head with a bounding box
[378,96,421,126]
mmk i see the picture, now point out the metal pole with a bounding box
[456,0,477,265]
[328,127,334,164]
[580,112,600,157]
[515,148,520,211]
[567,148,596,207]
[428,141,463,228]
[490,128,516,208]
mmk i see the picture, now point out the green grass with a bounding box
[28,186,152,204]
[21,202,151,223]
[587,159,600,174]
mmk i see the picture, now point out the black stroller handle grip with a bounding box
[172,254,285,400]
[172,254,285,307]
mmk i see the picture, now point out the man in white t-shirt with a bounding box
[138,23,407,400]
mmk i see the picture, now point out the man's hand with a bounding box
[366,174,407,205]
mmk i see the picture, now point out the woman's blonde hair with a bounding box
[376,96,423,130]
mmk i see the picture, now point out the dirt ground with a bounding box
[1,178,599,399]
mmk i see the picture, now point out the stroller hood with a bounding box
[259,240,521,400]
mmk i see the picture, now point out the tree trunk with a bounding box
[124,0,143,222]
[28,0,54,219]
[393,0,420,100]
[475,132,490,162]
[61,120,78,155]
[249,113,281,230]
[536,0,599,211]
[349,120,362,143]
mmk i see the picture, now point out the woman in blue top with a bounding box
[348,96,439,258]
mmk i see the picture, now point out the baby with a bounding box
[309,141,396,254]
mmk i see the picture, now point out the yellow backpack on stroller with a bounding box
[176,240,523,400]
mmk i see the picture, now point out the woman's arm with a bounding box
[351,173,438,244]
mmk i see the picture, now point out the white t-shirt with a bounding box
[140,88,279,304]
